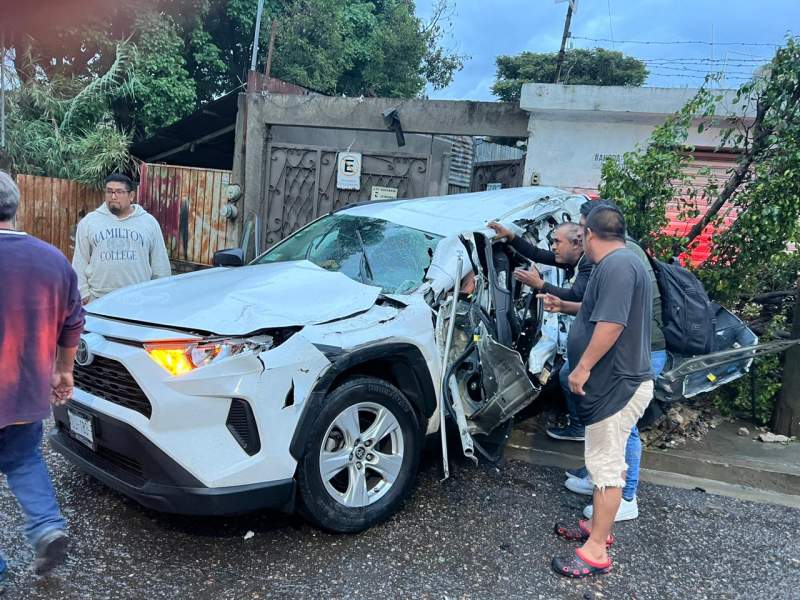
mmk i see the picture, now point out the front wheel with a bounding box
[297,377,424,533]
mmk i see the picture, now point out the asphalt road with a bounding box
[1,434,798,600]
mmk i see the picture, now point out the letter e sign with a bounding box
[337,152,362,190]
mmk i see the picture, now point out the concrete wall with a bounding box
[520,83,752,193]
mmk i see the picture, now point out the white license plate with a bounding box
[67,409,95,449]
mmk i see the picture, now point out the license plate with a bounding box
[67,409,95,450]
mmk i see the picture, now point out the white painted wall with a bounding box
[520,83,751,193]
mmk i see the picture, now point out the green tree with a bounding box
[122,12,198,138]
[8,0,464,137]
[598,37,800,434]
[492,48,648,103]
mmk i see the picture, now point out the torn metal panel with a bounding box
[468,325,539,436]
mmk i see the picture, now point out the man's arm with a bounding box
[53,266,86,405]
[538,256,592,301]
[487,222,569,268]
[51,346,77,406]
[568,322,624,395]
[538,293,581,316]
[71,220,92,304]
[150,220,172,279]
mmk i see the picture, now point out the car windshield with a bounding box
[252,214,442,294]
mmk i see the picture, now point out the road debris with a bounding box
[757,432,795,443]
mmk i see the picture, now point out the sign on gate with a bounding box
[370,186,398,200]
[336,152,362,190]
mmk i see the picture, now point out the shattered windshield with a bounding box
[252,214,442,294]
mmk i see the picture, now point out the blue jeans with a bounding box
[623,350,668,500]
[563,351,668,499]
[559,358,584,432]
[0,422,66,574]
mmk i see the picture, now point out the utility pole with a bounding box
[249,0,266,72]
[554,1,574,83]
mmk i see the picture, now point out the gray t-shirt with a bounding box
[566,247,653,426]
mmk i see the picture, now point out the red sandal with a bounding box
[553,520,615,547]
[552,548,613,578]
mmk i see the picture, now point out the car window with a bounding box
[253,214,442,294]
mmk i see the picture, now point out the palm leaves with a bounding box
[2,42,137,185]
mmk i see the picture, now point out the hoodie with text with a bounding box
[72,203,171,300]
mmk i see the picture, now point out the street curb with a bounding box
[508,429,800,507]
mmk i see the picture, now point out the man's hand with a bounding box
[514,267,544,290]
[487,221,515,241]
[81,296,90,306]
[50,371,74,406]
[537,292,563,313]
[568,363,590,396]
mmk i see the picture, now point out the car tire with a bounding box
[296,377,424,533]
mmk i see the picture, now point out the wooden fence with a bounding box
[137,163,238,268]
[15,175,103,260]
[14,165,238,268]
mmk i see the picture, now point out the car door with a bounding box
[430,197,582,458]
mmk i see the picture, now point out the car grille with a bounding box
[73,356,153,418]
[226,399,261,456]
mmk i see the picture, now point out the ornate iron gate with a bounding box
[262,143,431,247]
[471,158,524,192]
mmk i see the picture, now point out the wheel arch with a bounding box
[289,343,436,461]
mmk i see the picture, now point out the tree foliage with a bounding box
[1,44,137,185]
[8,0,464,139]
[598,37,800,432]
[492,48,648,102]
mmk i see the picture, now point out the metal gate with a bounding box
[262,143,431,247]
[471,158,524,192]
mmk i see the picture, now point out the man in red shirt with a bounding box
[0,170,85,582]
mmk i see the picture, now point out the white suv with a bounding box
[51,187,760,532]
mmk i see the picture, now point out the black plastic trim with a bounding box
[289,342,436,460]
[51,402,293,515]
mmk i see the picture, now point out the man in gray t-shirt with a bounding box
[551,206,653,579]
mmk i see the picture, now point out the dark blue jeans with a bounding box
[0,421,66,574]
[561,351,668,500]
[559,358,583,432]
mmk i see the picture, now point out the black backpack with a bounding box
[648,257,715,355]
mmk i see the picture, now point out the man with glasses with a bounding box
[72,174,171,304]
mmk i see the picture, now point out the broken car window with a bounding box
[253,214,442,294]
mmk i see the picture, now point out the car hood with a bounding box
[87,260,383,335]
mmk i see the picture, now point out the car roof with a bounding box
[340,186,575,236]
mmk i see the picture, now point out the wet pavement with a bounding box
[1,435,799,600]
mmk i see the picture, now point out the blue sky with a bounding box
[416,0,799,100]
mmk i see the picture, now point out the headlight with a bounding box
[144,336,272,376]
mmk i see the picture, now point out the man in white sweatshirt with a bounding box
[73,174,171,304]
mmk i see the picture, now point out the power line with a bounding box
[572,35,780,48]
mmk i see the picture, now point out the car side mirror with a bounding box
[213,248,245,267]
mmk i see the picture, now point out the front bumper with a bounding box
[51,401,295,516]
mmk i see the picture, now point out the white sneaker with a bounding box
[583,496,639,522]
[564,475,594,496]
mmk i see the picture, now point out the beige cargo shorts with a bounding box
[584,380,654,490]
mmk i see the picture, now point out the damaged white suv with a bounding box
[51,187,762,532]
